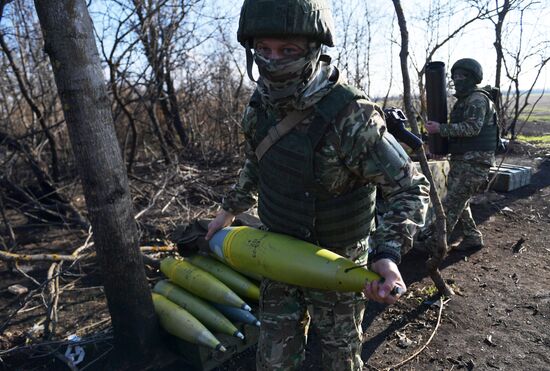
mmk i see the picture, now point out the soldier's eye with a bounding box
[282,46,305,57]
[256,47,271,57]
[452,73,467,80]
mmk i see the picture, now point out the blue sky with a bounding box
[88,0,549,98]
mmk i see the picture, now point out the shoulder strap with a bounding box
[255,108,313,161]
[254,84,368,161]
[473,88,493,101]
[472,88,498,126]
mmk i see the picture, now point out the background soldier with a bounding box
[425,58,498,250]
[206,0,430,369]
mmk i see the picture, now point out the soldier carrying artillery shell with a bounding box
[205,1,430,369]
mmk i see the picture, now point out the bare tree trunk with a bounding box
[392,0,452,297]
[107,63,138,173]
[493,0,511,89]
[147,99,172,164]
[165,65,189,146]
[0,1,12,23]
[33,0,160,367]
[133,0,190,148]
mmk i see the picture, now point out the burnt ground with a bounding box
[1,145,549,371]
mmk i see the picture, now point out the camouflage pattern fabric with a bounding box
[255,51,338,112]
[222,55,429,369]
[257,241,368,371]
[440,88,496,167]
[431,87,495,246]
[223,91,430,261]
[444,160,490,242]
[237,0,335,47]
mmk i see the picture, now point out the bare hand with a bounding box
[205,210,235,240]
[363,258,406,304]
[425,120,441,134]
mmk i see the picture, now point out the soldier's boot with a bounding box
[453,235,484,251]
[451,205,484,251]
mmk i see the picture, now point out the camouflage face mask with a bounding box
[254,45,321,103]
[452,72,477,96]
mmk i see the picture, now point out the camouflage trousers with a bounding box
[256,241,369,371]
[444,160,491,240]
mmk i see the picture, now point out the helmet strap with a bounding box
[245,41,258,82]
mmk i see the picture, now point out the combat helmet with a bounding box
[237,0,335,47]
[451,58,483,84]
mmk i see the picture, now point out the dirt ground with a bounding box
[1,145,549,370]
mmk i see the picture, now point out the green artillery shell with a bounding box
[153,280,244,339]
[187,255,260,301]
[152,293,226,351]
[160,256,251,311]
[208,227,381,292]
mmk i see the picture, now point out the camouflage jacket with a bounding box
[222,86,430,262]
[440,89,496,166]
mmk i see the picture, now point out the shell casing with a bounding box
[160,256,250,309]
[153,280,243,339]
[152,293,224,351]
[212,302,261,327]
[187,254,260,301]
[209,226,381,292]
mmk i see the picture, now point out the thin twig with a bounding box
[379,297,445,370]
[14,260,41,286]
[76,317,111,336]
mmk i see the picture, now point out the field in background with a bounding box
[512,93,550,140]
[517,93,550,122]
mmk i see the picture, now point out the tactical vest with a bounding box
[252,84,377,249]
[448,90,498,154]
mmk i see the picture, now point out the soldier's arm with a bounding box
[221,106,260,214]
[440,93,489,137]
[340,100,430,263]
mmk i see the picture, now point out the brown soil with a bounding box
[1,149,549,371]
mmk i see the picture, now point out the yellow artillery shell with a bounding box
[160,256,251,311]
[209,226,381,292]
[152,293,226,351]
[153,280,244,339]
[187,255,260,301]
[210,253,263,282]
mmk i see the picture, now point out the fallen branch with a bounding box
[44,261,63,339]
[0,250,81,262]
[0,245,174,263]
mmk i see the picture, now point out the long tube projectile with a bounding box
[160,257,251,311]
[153,280,244,340]
[152,293,226,351]
[209,227,381,292]
[187,255,260,301]
[211,302,261,327]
